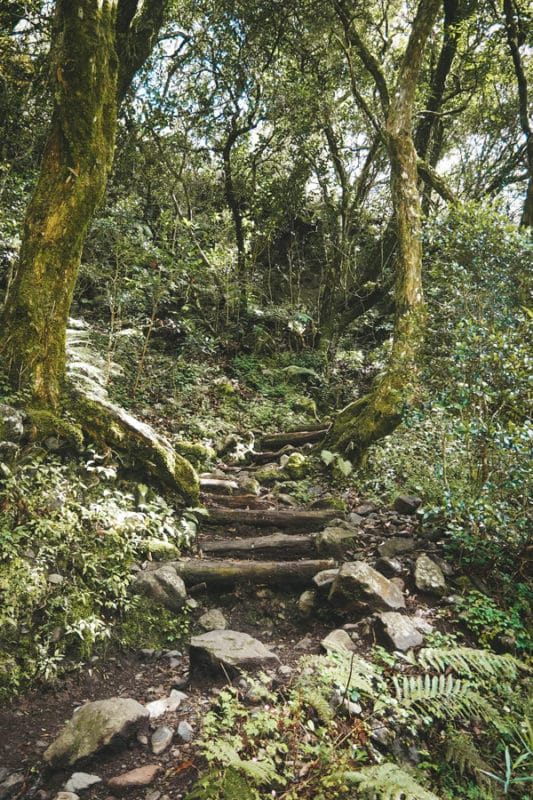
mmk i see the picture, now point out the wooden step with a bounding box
[259,428,329,450]
[204,494,273,510]
[199,532,317,560]
[199,478,240,495]
[167,557,336,587]
[202,508,343,531]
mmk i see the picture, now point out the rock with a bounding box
[329,561,406,613]
[375,557,403,577]
[0,403,24,442]
[145,689,187,719]
[55,793,79,800]
[190,630,280,673]
[353,503,375,516]
[281,452,309,479]
[151,726,174,755]
[198,608,228,631]
[377,537,415,558]
[132,565,187,611]
[0,772,24,800]
[414,555,446,596]
[44,698,149,768]
[321,629,356,653]
[316,526,362,559]
[278,665,293,678]
[48,573,65,585]
[312,568,339,593]
[297,590,316,617]
[63,774,101,793]
[106,765,162,795]
[177,721,195,743]
[294,635,314,651]
[375,612,424,651]
[393,495,422,514]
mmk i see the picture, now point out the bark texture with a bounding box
[327,0,441,464]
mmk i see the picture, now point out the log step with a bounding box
[260,428,329,450]
[202,508,343,531]
[199,478,240,495]
[204,494,273,510]
[199,532,317,560]
[167,557,336,587]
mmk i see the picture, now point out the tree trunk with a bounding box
[166,557,336,587]
[0,1,119,407]
[0,0,168,407]
[326,0,441,465]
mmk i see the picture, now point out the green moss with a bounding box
[283,452,310,480]
[174,440,216,469]
[27,408,84,450]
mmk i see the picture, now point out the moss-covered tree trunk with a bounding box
[326,0,441,465]
[0,0,167,407]
[0,1,119,407]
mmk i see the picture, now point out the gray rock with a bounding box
[177,721,195,743]
[151,726,174,755]
[198,608,228,631]
[316,526,362,559]
[63,774,101,793]
[329,561,406,613]
[0,403,24,442]
[55,793,80,800]
[132,565,187,611]
[393,495,422,514]
[414,555,447,596]
[0,442,19,463]
[375,557,403,577]
[44,697,149,767]
[378,537,415,558]
[0,772,24,800]
[321,629,356,653]
[48,573,65,585]
[190,630,280,673]
[375,612,424,651]
[278,665,293,678]
[297,590,316,617]
[145,689,187,719]
[312,568,339,593]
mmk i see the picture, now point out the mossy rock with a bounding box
[174,441,216,469]
[139,539,181,559]
[281,452,310,480]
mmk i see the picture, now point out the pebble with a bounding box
[177,721,194,743]
[63,774,101,793]
[151,725,174,755]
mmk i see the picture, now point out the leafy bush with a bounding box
[0,452,192,697]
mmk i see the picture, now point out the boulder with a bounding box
[0,403,24,442]
[190,630,280,673]
[132,565,187,611]
[375,612,424,651]
[329,562,405,613]
[414,555,446,596]
[44,698,149,768]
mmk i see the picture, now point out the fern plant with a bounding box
[343,762,441,800]
[414,647,524,681]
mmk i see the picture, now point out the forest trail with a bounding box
[0,427,466,800]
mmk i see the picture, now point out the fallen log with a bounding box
[199,532,317,559]
[168,557,336,587]
[202,508,343,530]
[260,429,329,449]
[199,478,239,495]
[249,445,296,464]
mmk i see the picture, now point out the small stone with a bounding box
[375,557,403,577]
[393,495,422,514]
[321,629,356,654]
[278,665,292,678]
[297,590,316,617]
[312,568,339,593]
[0,773,24,800]
[414,555,447,596]
[107,765,162,795]
[145,689,187,719]
[186,598,199,610]
[54,793,79,800]
[198,609,228,631]
[132,565,187,612]
[353,503,375,516]
[151,726,174,755]
[48,573,64,585]
[294,636,314,651]
[177,721,194,743]
[63,774,101,793]
[146,792,161,800]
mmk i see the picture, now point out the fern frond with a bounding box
[344,762,441,799]
[393,674,506,729]
[206,741,279,786]
[416,647,524,680]
[444,729,496,788]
